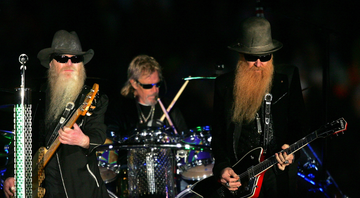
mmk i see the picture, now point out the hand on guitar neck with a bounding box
[275,144,294,170]
[58,123,90,149]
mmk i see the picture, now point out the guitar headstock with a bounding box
[80,83,99,116]
[317,117,347,138]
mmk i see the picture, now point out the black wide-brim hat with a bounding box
[228,17,283,55]
[37,30,94,68]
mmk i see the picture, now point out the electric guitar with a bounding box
[31,83,99,198]
[189,118,347,198]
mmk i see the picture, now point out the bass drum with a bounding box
[176,188,202,198]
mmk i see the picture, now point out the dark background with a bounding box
[0,0,359,197]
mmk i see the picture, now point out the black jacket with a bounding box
[105,94,188,141]
[211,65,308,178]
[5,84,110,198]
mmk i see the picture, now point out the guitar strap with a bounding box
[262,93,273,154]
[45,85,90,148]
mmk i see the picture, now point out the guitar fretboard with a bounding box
[240,118,346,180]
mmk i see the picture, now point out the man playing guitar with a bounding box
[3,30,109,198]
[211,17,309,197]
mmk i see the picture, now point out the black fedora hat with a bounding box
[228,17,283,55]
[37,30,94,68]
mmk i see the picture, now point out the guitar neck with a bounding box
[41,109,82,167]
[239,131,321,180]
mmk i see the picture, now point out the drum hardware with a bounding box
[175,185,202,198]
[126,127,180,144]
[97,138,119,184]
[97,126,214,197]
[97,142,211,151]
[182,126,212,146]
[107,189,118,198]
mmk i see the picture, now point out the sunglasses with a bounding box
[244,54,272,62]
[136,80,162,89]
[53,55,84,64]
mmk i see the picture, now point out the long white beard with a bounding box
[46,65,86,123]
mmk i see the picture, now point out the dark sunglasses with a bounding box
[136,80,162,89]
[244,54,272,62]
[53,55,84,64]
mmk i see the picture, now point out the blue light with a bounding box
[298,172,315,185]
[307,173,316,179]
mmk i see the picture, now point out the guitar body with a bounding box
[191,118,347,198]
[191,148,265,198]
[32,147,47,198]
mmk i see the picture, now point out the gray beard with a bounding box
[46,66,85,124]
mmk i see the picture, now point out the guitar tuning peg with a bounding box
[86,112,92,116]
[90,106,96,110]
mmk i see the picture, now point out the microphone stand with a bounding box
[14,54,32,197]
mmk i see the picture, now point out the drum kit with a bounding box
[96,125,213,198]
[95,77,216,198]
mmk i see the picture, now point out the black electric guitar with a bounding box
[189,118,347,198]
[31,83,99,198]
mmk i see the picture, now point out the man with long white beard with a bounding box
[3,30,110,198]
[211,17,309,197]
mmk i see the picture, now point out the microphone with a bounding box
[19,54,29,65]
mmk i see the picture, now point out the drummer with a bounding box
[105,54,188,193]
[106,54,187,143]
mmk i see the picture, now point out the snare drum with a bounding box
[176,150,214,181]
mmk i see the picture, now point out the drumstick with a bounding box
[157,98,178,135]
[160,79,190,122]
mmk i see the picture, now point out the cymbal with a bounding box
[183,76,216,81]
[0,130,14,135]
